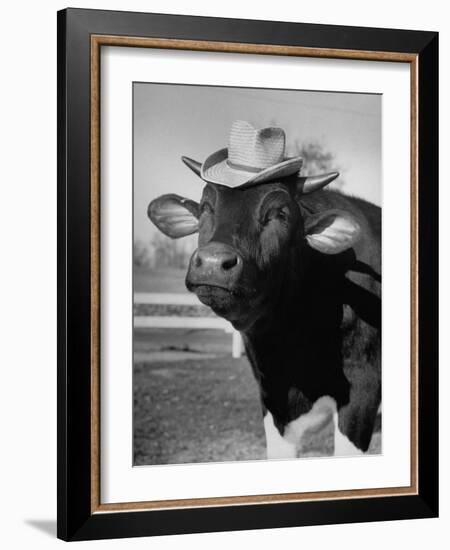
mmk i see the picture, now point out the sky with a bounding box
[134,83,381,242]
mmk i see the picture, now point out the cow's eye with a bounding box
[262,206,289,226]
[200,201,214,215]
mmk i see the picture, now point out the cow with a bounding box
[147,132,381,459]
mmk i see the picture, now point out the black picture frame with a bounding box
[57,7,438,541]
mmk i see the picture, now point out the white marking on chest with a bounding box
[263,412,297,459]
[283,396,337,449]
[264,396,337,459]
[264,397,369,459]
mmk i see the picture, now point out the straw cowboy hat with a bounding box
[182,120,304,189]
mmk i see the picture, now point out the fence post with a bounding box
[232,330,242,359]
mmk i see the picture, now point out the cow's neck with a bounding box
[241,246,350,428]
[245,245,341,336]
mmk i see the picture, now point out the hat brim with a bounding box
[200,148,303,189]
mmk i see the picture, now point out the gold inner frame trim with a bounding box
[90,34,419,514]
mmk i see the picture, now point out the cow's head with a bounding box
[148,162,360,330]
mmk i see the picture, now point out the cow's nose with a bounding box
[188,242,243,287]
[194,246,239,272]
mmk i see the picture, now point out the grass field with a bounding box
[133,328,381,465]
[134,266,187,293]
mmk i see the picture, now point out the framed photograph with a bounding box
[57,8,438,541]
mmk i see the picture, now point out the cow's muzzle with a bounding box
[186,242,243,293]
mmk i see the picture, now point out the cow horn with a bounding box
[297,172,339,194]
[182,156,202,177]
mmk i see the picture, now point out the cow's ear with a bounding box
[304,209,361,254]
[148,194,199,239]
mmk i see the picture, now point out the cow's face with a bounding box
[148,180,360,330]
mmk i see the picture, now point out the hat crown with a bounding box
[197,119,302,188]
[228,120,286,171]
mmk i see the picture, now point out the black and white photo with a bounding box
[133,83,382,466]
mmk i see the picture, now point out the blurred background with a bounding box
[133,83,381,466]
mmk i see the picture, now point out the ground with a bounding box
[134,265,187,293]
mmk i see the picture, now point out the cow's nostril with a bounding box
[222,255,238,271]
[193,252,202,268]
